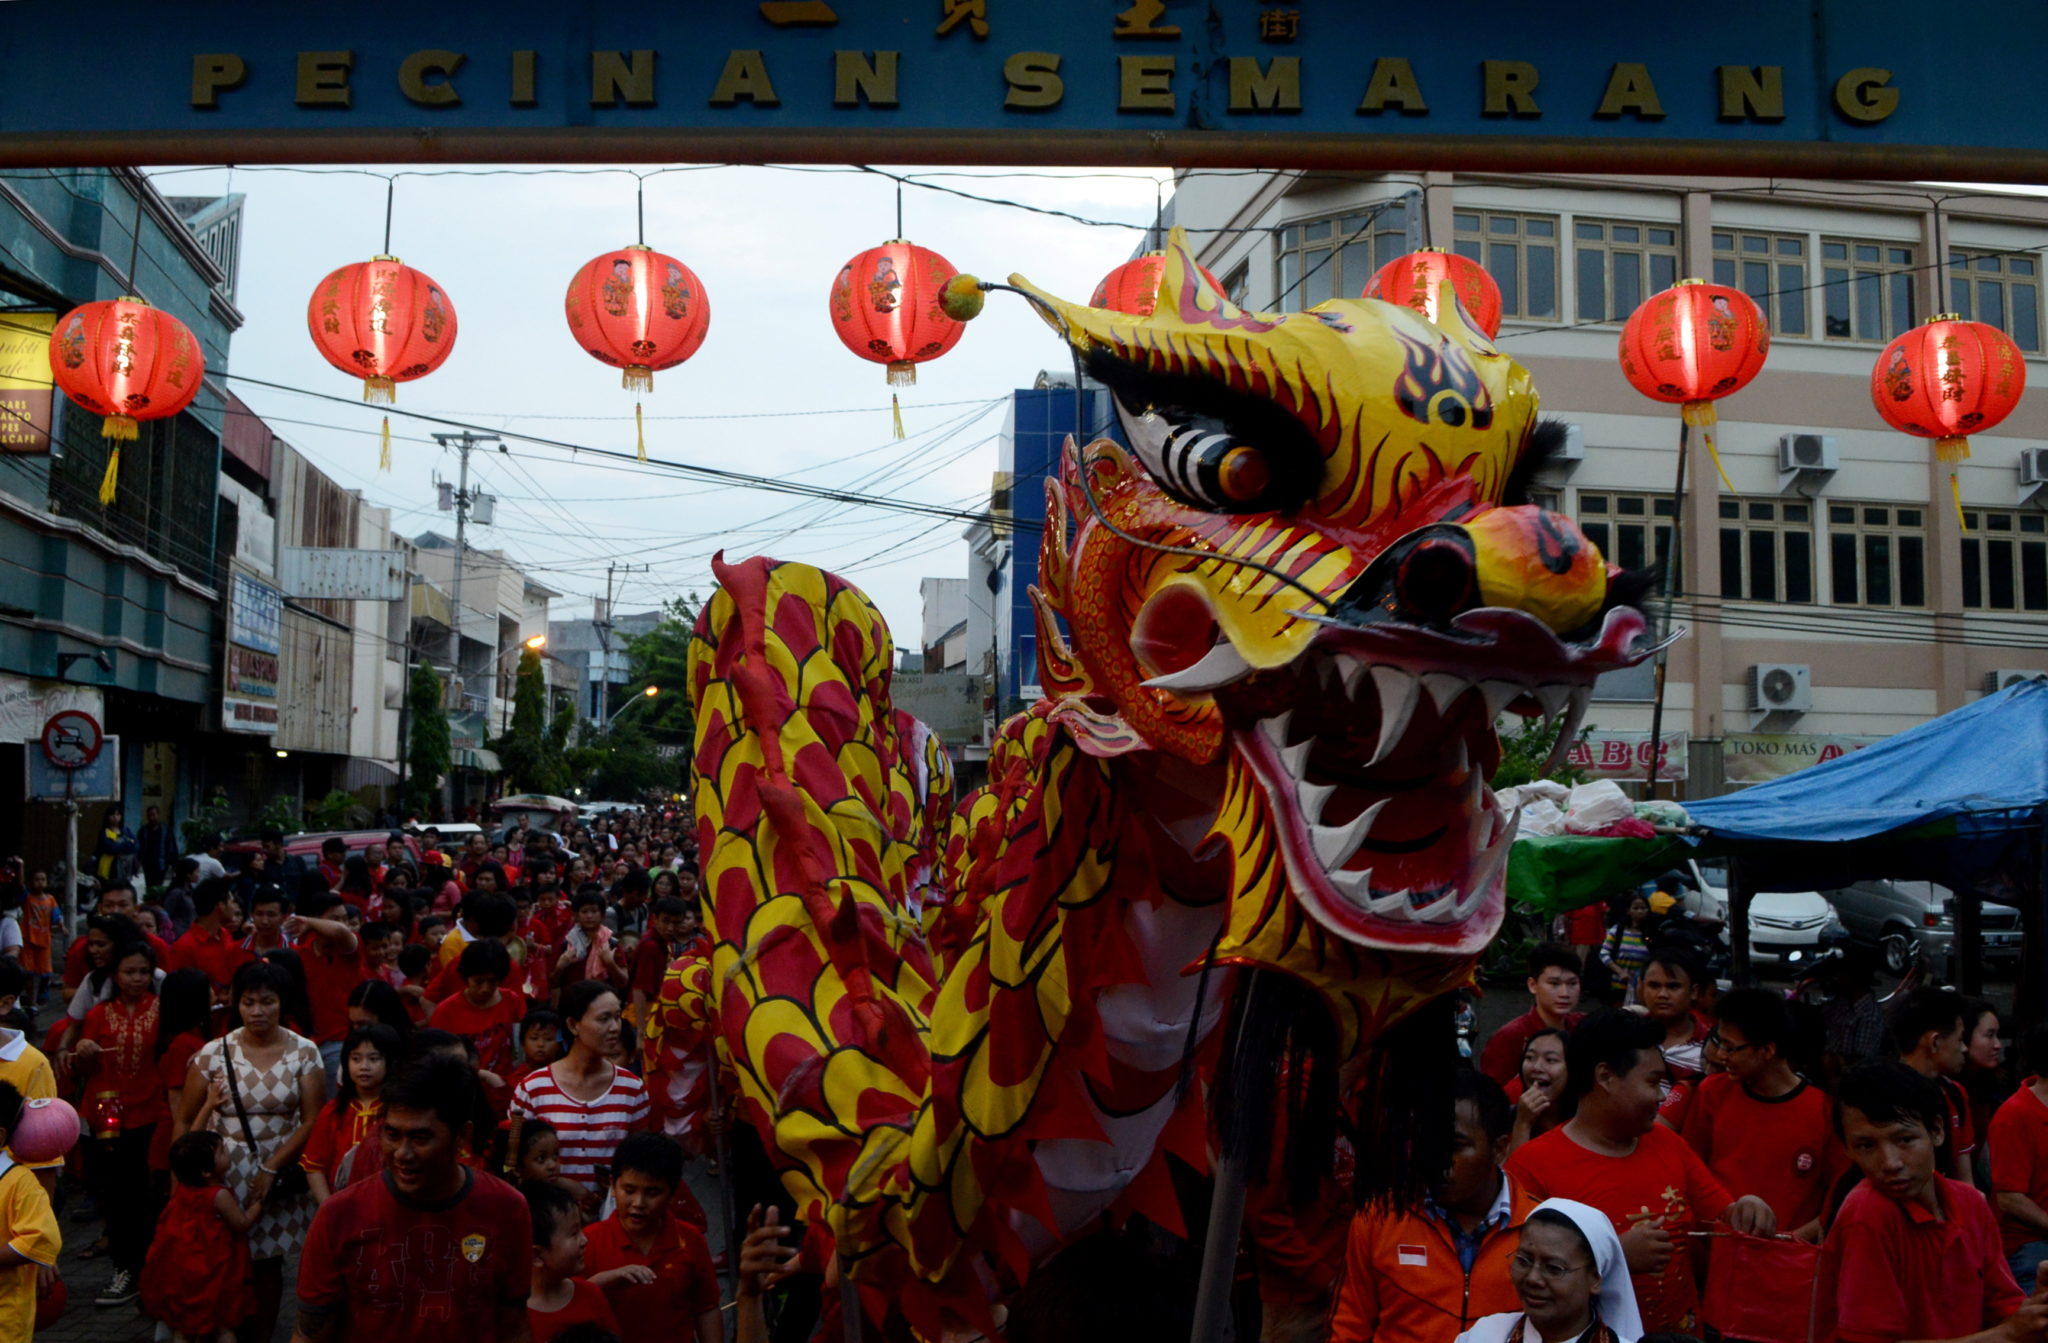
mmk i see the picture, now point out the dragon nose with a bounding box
[1393,535,1478,624]
[1465,506,1609,634]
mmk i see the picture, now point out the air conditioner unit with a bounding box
[1985,669,2048,693]
[2020,448,2048,489]
[1778,433,1839,473]
[1556,423,1586,462]
[1747,662,1811,713]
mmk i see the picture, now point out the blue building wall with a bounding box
[996,385,1118,713]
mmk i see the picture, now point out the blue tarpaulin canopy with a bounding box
[1681,679,2048,905]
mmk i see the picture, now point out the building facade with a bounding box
[1162,170,2048,795]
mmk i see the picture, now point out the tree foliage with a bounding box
[1489,712,1594,791]
[621,595,699,745]
[406,662,452,819]
[494,646,561,793]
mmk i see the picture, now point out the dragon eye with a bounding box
[1132,415,1281,512]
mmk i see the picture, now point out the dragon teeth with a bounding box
[1311,798,1387,869]
[1278,739,1311,776]
[1367,665,1419,766]
[1539,688,1592,776]
[1259,711,1293,753]
[1329,866,1373,906]
[1531,683,1573,723]
[1296,779,1336,824]
[1420,671,1469,716]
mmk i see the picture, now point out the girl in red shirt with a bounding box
[71,941,167,1301]
[303,1023,399,1204]
[141,1130,261,1337]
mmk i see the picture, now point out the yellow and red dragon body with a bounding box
[678,232,1660,1333]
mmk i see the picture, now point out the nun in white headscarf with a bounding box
[1454,1197,1644,1343]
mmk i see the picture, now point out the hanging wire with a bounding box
[895,174,904,240]
[381,175,396,255]
[636,173,646,246]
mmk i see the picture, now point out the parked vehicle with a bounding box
[1824,878,2022,976]
[489,793,579,833]
[1678,859,1846,969]
[221,829,420,874]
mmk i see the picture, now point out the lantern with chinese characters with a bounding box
[1091,250,1224,317]
[828,240,967,387]
[1363,248,1504,339]
[307,256,457,469]
[1618,279,1769,489]
[1871,315,2025,462]
[46,297,205,505]
[564,245,712,392]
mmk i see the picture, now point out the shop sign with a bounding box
[0,675,103,745]
[1564,729,1686,782]
[1722,732,1882,785]
[223,568,282,734]
[0,313,53,453]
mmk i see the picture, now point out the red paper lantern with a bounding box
[1618,280,1769,422]
[47,297,205,504]
[1871,314,2025,463]
[828,240,965,387]
[1363,248,1505,339]
[306,256,458,402]
[564,244,712,392]
[1091,250,1224,316]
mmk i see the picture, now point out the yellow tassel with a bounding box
[364,376,396,404]
[623,366,654,393]
[98,445,119,505]
[636,401,647,462]
[891,393,905,441]
[1683,402,1738,495]
[379,416,391,471]
[101,414,139,442]
[1936,435,1971,464]
[886,360,917,389]
[1952,472,1967,530]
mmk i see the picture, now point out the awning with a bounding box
[339,757,401,790]
[453,747,501,772]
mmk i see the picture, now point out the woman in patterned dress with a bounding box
[177,958,326,1343]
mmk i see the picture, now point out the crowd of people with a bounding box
[1,812,2045,1343]
[0,807,810,1343]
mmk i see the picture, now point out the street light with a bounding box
[523,634,547,651]
[606,684,659,729]
[499,633,552,732]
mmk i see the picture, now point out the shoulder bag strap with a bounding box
[221,1039,263,1157]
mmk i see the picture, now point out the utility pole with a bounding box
[595,560,648,734]
[432,430,500,816]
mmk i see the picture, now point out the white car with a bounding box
[1681,858,1843,969]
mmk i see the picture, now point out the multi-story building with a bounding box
[548,602,663,730]
[1158,171,2048,796]
[0,169,243,861]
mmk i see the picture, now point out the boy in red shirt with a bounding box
[525,1178,621,1343]
[630,896,693,1026]
[1505,1009,1777,1333]
[1819,1060,2048,1343]
[1478,944,1583,1087]
[584,1131,722,1343]
[429,940,526,1093]
[1682,988,1846,1237]
[291,888,365,1085]
[1894,986,1981,1183]
[1990,1023,2048,1285]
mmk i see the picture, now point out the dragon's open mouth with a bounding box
[1181,604,1652,954]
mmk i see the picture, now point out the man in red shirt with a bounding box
[1895,985,1980,1183]
[64,882,173,991]
[292,1056,532,1343]
[1505,1009,1776,1332]
[1990,1024,2048,1284]
[430,940,525,1089]
[1682,988,1846,1237]
[161,880,247,996]
[291,888,364,1085]
[1478,945,1583,1087]
[1819,1060,2048,1343]
[1640,945,1711,1092]
[584,1132,721,1343]
[629,897,692,1026]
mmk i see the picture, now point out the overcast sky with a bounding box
[150,162,1170,639]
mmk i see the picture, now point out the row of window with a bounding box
[1271,210,2046,353]
[1531,490,2048,612]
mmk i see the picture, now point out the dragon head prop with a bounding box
[1007,229,1660,1033]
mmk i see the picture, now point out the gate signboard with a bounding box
[0,2,2045,178]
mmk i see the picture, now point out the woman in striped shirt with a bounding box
[510,979,651,1193]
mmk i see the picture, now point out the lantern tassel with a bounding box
[98,445,119,506]
[887,360,917,389]
[379,416,392,471]
[623,366,654,394]
[1952,473,1967,531]
[636,401,647,462]
[1681,401,1738,495]
[364,376,396,405]
[1936,434,1971,465]
[891,394,905,441]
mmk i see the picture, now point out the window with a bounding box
[1577,491,1676,592]
[1274,208,1411,311]
[1712,230,1809,336]
[1575,220,1679,323]
[1526,488,1560,512]
[1718,499,1815,603]
[1821,239,1917,341]
[1950,250,2043,353]
[1222,262,1250,310]
[1828,503,1926,607]
[1452,210,1559,322]
[1962,510,2048,611]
